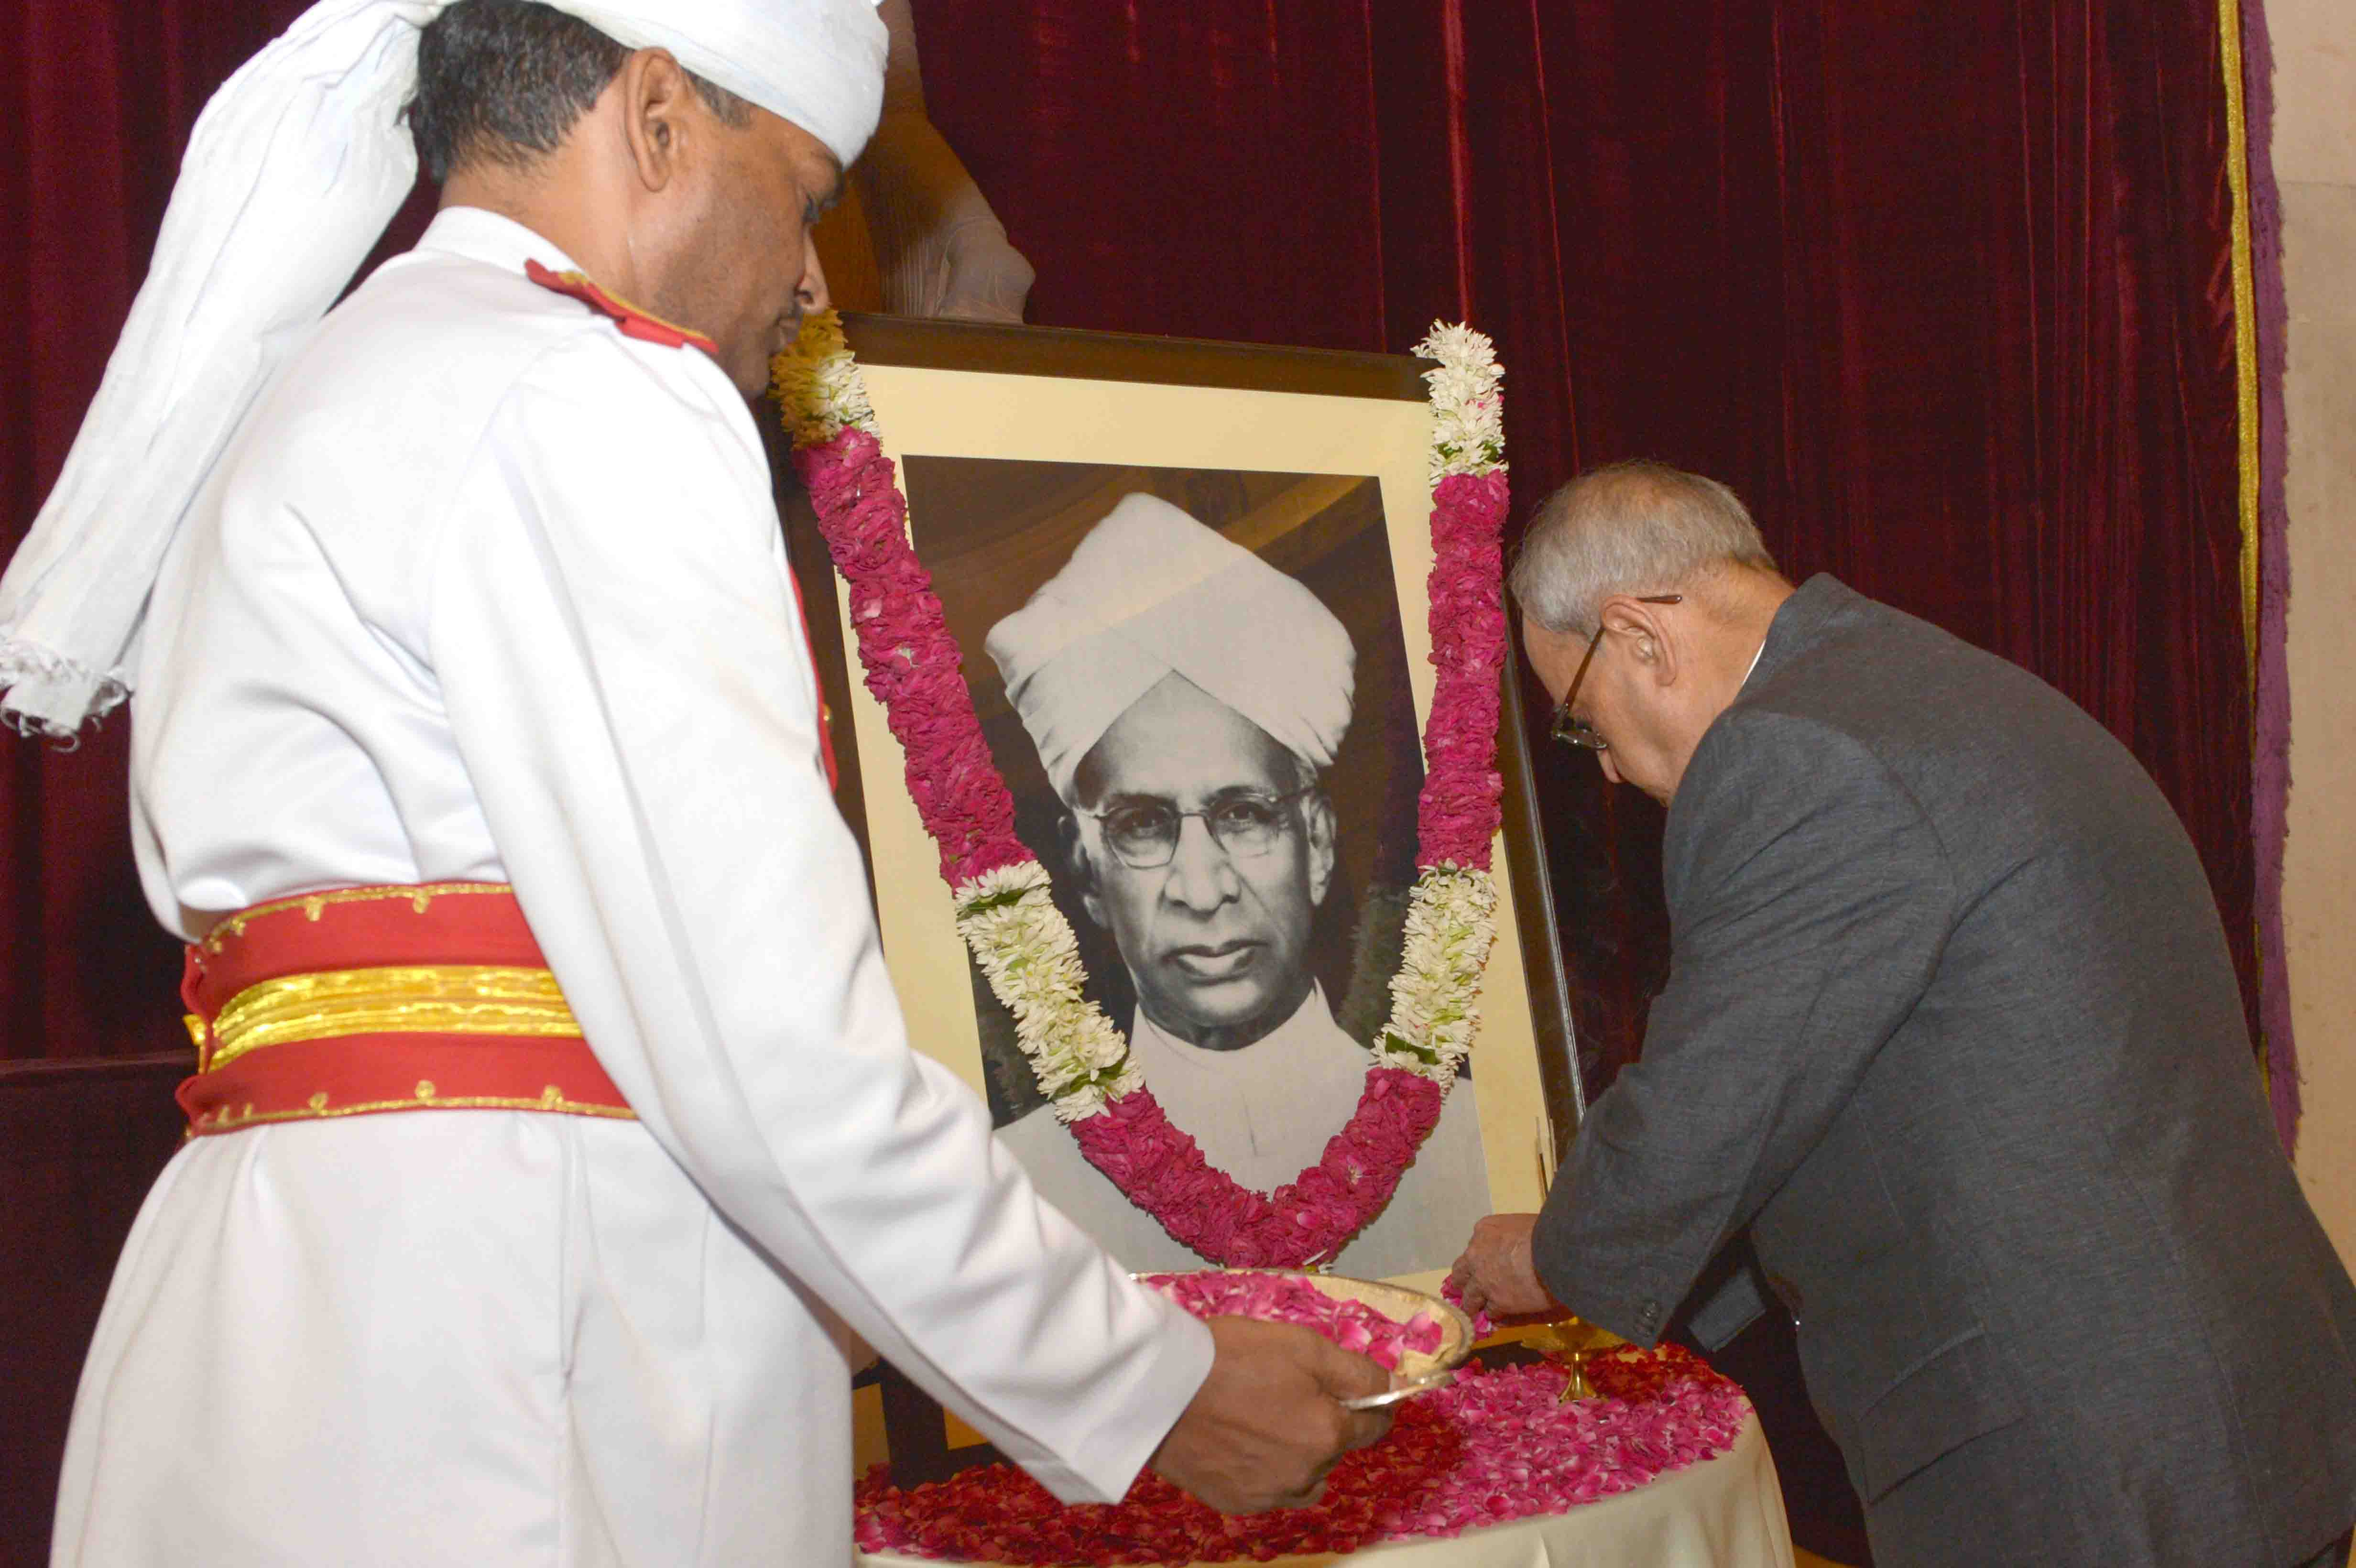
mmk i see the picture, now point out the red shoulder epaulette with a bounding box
[524,257,833,789]
[525,259,718,354]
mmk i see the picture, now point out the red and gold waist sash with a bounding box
[177,882,635,1138]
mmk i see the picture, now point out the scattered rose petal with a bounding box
[855,1347,1749,1564]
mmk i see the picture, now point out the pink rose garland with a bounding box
[1417,469,1511,872]
[1067,1067,1443,1267]
[783,325,1509,1268]
[797,429,1030,886]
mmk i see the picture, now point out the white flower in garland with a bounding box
[1374,865,1499,1089]
[1414,321,1506,483]
[953,861,1141,1120]
[773,308,879,448]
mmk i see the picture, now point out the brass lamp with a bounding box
[1519,1317,1627,1401]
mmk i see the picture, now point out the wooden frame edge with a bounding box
[839,313,1433,402]
[1497,661,1584,1154]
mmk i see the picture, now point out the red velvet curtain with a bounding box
[4,0,309,1067]
[4,9,333,1559]
[910,0,2251,1095]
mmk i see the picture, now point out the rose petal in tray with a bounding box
[1135,1269,1473,1379]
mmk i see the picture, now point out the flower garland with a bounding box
[853,1348,1752,1563]
[774,315,1510,1267]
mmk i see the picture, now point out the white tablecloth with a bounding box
[860,1407,1795,1568]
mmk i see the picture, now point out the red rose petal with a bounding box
[856,1347,1749,1564]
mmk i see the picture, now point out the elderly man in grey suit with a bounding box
[1449,461,2356,1567]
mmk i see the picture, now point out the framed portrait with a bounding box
[766,315,1580,1476]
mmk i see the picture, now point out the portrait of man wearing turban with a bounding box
[975,487,1493,1278]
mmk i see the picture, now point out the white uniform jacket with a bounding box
[54,207,1211,1567]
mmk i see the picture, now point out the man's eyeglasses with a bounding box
[1081,786,1316,870]
[1549,594,1684,751]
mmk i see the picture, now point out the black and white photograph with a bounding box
[900,456,1493,1274]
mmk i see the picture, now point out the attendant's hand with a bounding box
[1149,1316,1391,1513]
[1447,1213,1560,1320]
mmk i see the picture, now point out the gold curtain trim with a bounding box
[2219,0,2260,695]
[197,965,582,1073]
[2217,0,2271,1098]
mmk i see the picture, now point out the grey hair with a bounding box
[1508,460,1778,635]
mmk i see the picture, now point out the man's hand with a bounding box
[1446,1212,1561,1319]
[1149,1316,1392,1513]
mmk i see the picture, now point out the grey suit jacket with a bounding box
[1533,575,2356,1567]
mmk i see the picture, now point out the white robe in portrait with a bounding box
[997,986,1492,1278]
[52,206,1210,1568]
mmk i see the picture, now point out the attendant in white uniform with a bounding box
[988,494,1492,1277]
[2,4,1390,1563]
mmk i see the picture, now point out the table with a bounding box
[859,1406,1795,1568]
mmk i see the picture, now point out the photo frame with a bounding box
[763,315,1581,1479]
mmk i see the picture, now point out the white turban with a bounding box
[986,493,1356,806]
[0,0,885,736]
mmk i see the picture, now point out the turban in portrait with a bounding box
[986,492,1357,807]
[0,0,887,736]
